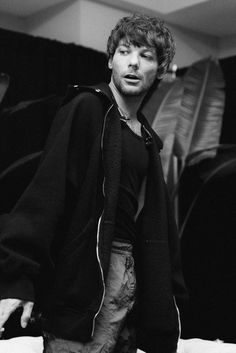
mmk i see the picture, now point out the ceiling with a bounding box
[0,0,235,38]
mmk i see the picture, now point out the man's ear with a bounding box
[156,69,164,80]
[108,58,113,70]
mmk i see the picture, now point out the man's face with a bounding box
[108,39,158,98]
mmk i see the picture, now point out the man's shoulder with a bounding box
[62,83,113,108]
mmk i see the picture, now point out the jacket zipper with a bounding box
[173,296,181,342]
[91,103,114,337]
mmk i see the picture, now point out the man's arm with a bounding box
[0,92,103,332]
[0,99,76,331]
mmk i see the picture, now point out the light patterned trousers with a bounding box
[44,240,137,353]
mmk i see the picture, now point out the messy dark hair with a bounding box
[107,13,175,78]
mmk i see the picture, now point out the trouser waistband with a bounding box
[112,238,133,255]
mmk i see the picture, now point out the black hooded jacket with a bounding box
[0,83,186,352]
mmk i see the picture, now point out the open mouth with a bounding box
[124,74,140,83]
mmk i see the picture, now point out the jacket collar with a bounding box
[90,82,115,102]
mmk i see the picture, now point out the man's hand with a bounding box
[0,298,34,337]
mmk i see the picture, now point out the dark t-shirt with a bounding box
[115,120,149,243]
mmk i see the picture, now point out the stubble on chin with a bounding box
[117,82,146,98]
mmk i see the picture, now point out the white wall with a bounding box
[0,0,234,69]
[218,35,236,59]
[172,26,218,68]
[0,11,27,33]
[26,1,82,45]
[78,0,129,52]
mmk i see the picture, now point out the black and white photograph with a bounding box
[0,1,236,352]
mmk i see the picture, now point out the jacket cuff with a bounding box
[0,275,34,302]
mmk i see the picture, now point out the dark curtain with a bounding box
[0,28,111,232]
[0,27,110,107]
[0,27,111,216]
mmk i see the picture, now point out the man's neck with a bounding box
[109,81,143,121]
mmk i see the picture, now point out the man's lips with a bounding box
[124,73,140,79]
[123,74,141,83]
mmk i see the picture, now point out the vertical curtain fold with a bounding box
[0,28,110,106]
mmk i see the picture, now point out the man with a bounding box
[0,13,186,353]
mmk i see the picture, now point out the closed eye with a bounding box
[141,52,155,60]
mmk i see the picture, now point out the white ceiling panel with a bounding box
[0,0,235,38]
[165,0,236,37]
[0,0,71,17]
[113,0,208,14]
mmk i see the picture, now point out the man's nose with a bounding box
[128,53,139,68]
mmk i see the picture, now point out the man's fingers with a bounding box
[0,299,34,331]
[0,298,21,329]
[20,301,34,328]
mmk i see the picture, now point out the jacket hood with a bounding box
[62,82,114,107]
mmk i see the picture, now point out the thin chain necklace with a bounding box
[117,106,142,137]
[117,106,131,121]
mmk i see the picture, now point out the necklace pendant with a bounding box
[117,106,131,121]
[120,116,130,123]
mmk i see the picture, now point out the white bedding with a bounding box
[1,336,236,353]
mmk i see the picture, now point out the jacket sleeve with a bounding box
[0,92,102,302]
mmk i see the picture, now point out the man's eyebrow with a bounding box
[142,46,156,52]
[119,42,130,47]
